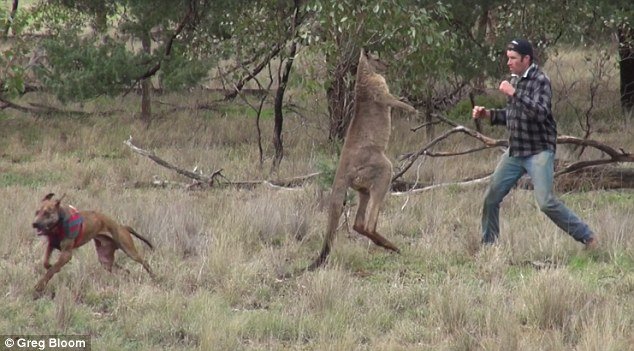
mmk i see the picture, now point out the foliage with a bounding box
[303,0,456,96]
[23,0,236,101]
[1,1,34,98]
[38,33,146,102]
[0,44,28,98]
[587,0,633,40]
[2,0,634,120]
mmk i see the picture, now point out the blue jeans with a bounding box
[482,150,594,244]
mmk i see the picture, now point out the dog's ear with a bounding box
[55,193,66,207]
[43,193,55,201]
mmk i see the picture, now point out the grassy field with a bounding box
[1,47,633,350]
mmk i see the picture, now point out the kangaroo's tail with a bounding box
[307,180,348,271]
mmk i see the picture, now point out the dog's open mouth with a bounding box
[33,223,54,236]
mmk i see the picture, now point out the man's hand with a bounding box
[499,80,516,97]
[472,106,489,119]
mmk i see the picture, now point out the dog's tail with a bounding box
[126,226,154,250]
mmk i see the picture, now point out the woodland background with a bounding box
[1,1,633,350]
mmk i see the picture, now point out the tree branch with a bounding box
[223,44,283,100]
[395,118,634,191]
[125,3,195,94]
[124,136,223,186]
[393,125,505,181]
[124,136,320,190]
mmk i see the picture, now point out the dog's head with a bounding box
[32,193,65,236]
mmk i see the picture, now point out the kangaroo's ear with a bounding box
[43,193,55,201]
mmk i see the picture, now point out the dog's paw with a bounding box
[34,280,46,292]
[32,289,45,300]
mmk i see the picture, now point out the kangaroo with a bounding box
[307,50,417,270]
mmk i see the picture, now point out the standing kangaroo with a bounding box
[307,50,417,270]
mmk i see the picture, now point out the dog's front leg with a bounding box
[34,241,73,293]
[42,243,53,269]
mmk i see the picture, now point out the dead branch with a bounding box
[555,166,634,191]
[391,174,492,195]
[124,117,632,194]
[410,120,442,132]
[223,44,283,101]
[393,125,504,181]
[394,119,634,193]
[0,96,32,113]
[124,136,320,190]
[555,135,634,175]
[0,96,89,116]
[124,136,224,187]
[224,174,320,191]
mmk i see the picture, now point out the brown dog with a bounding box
[32,193,155,296]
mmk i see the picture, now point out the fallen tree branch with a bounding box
[394,117,634,192]
[393,125,504,181]
[124,117,633,194]
[124,136,224,186]
[557,166,634,191]
[0,96,32,113]
[554,135,634,175]
[391,174,492,195]
[124,136,320,190]
[0,96,110,117]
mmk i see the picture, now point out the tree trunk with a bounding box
[272,43,298,171]
[140,32,152,126]
[3,0,19,37]
[326,78,354,141]
[617,23,634,113]
[326,54,356,141]
[424,91,435,140]
[271,0,302,172]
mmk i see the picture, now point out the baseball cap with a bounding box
[507,39,533,57]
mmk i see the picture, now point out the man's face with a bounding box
[506,50,531,75]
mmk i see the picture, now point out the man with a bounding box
[472,38,597,249]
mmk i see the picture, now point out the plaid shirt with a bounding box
[490,64,557,157]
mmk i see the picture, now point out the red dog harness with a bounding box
[50,206,85,249]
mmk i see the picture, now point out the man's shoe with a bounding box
[584,236,598,250]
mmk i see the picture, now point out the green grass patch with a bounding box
[214,103,296,121]
[446,94,506,124]
[215,104,275,120]
[0,153,34,163]
[588,190,634,206]
[505,265,535,282]
[0,171,61,187]
[568,254,592,270]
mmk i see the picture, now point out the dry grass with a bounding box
[0,46,633,350]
